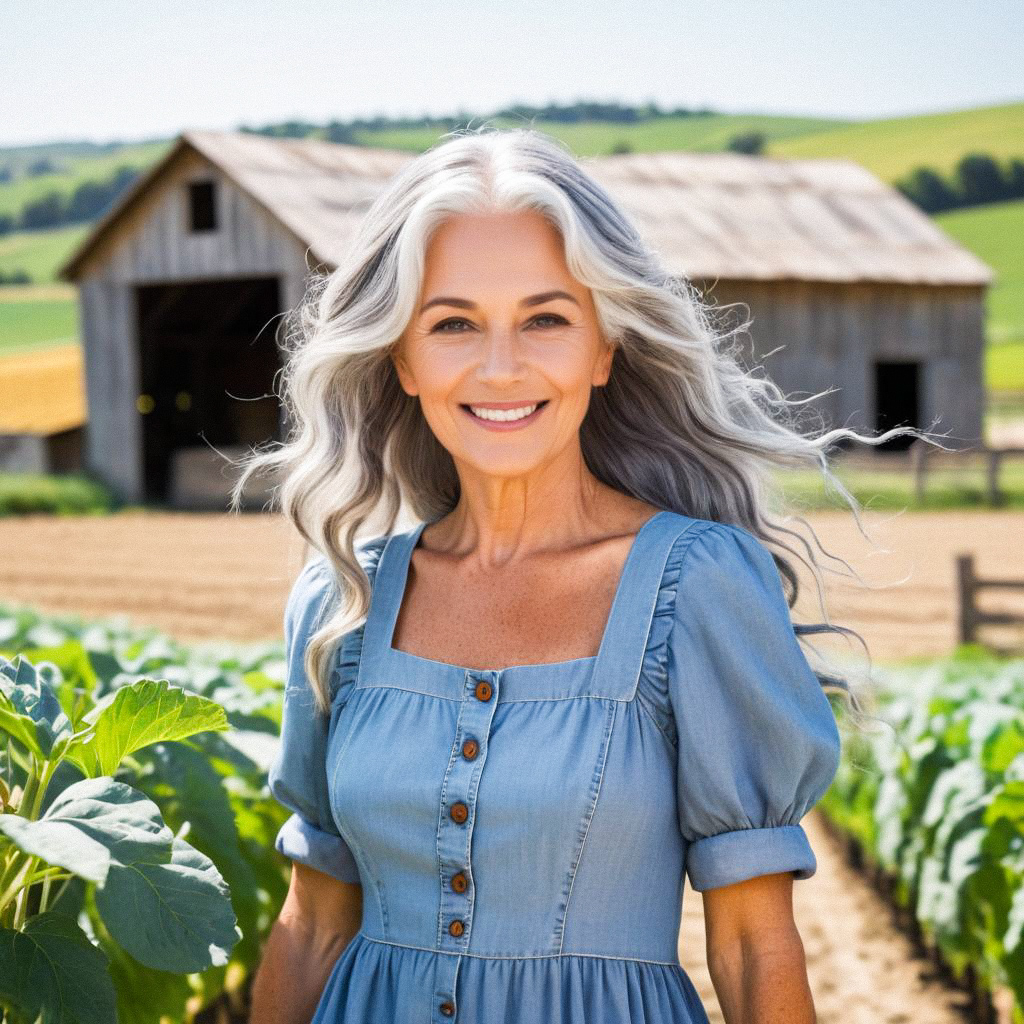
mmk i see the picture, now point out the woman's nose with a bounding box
[476,327,525,383]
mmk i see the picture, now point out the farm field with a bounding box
[0,507,1020,659]
[3,506,1020,1022]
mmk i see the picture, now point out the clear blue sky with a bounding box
[3,0,1022,147]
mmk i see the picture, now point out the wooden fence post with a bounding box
[986,449,1002,506]
[956,553,977,645]
[911,443,927,504]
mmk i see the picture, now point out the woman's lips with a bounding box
[460,400,549,431]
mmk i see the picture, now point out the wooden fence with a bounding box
[956,553,1024,648]
[911,444,1024,505]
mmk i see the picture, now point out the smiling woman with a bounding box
[235,127,929,1024]
[391,210,614,477]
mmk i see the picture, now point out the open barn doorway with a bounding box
[873,360,921,452]
[135,276,284,506]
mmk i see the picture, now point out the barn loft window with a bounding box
[188,180,218,232]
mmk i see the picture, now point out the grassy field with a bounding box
[0,138,170,220]
[0,286,78,352]
[936,198,1024,345]
[780,457,1024,511]
[353,112,847,156]
[770,99,1024,182]
[0,222,89,282]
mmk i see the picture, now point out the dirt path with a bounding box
[679,808,973,1022]
[1,508,1020,659]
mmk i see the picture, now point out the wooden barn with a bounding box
[58,130,993,508]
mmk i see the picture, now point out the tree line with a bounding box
[895,152,1024,213]
[0,165,141,237]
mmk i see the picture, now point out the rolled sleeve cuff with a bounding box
[274,812,362,885]
[685,823,816,892]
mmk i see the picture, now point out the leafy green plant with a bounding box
[0,602,298,1024]
[823,652,1024,1021]
[0,652,242,1024]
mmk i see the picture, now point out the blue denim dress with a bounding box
[269,509,841,1023]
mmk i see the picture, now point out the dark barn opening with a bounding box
[874,360,921,452]
[135,276,283,503]
[188,180,218,232]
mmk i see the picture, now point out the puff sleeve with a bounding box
[267,556,361,884]
[668,522,841,892]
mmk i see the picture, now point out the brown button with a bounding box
[448,918,465,937]
[461,738,478,760]
[449,801,469,824]
[474,680,493,702]
[439,1001,455,1017]
[451,871,468,893]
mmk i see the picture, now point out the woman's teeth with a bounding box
[468,403,541,422]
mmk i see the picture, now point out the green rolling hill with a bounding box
[770,99,1024,183]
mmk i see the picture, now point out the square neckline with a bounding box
[382,508,673,676]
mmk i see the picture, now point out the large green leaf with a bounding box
[0,912,117,1024]
[96,835,240,973]
[70,678,229,777]
[0,777,173,884]
[135,741,263,964]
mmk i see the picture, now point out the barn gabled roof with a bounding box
[585,150,993,286]
[58,129,993,287]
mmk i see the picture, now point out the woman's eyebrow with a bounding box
[419,290,581,314]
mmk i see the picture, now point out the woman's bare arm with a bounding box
[702,872,815,1024]
[250,863,363,1024]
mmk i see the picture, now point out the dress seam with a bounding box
[355,931,682,967]
[556,699,617,955]
[634,696,678,750]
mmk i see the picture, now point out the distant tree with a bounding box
[0,165,12,183]
[0,268,32,285]
[1006,158,1024,199]
[609,140,633,155]
[238,120,318,138]
[955,152,1008,206]
[0,213,14,236]
[26,157,59,176]
[325,121,357,144]
[896,166,961,213]
[20,190,65,229]
[727,131,766,155]
[277,120,318,138]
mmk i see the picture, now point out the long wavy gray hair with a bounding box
[231,125,938,721]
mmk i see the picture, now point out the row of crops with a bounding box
[821,651,1024,1023]
[0,604,294,1024]
[2,600,1023,1022]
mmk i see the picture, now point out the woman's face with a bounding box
[392,210,614,480]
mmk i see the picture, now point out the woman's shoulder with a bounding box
[635,516,787,723]
[655,515,776,591]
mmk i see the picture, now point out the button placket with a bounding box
[432,670,499,1020]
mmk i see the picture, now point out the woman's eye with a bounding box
[531,313,568,328]
[432,317,473,332]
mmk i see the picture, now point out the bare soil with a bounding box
[1,507,1020,660]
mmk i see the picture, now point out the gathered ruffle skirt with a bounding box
[313,930,711,1023]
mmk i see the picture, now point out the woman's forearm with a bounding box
[250,914,357,1024]
[708,929,815,1024]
